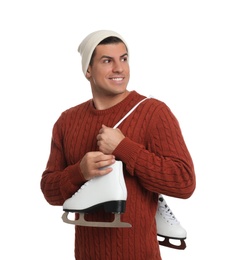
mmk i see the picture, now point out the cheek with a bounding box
[93,68,109,81]
[124,63,130,72]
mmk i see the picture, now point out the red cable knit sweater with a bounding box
[41,91,196,260]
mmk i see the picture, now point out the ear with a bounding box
[85,66,91,79]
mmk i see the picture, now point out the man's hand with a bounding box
[96,124,125,154]
[80,151,115,180]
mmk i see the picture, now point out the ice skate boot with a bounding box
[62,160,132,228]
[156,194,187,250]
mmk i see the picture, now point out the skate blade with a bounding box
[62,212,132,228]
[158,236,186,250]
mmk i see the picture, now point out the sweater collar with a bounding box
[89,91,143,115]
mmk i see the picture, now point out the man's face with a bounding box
[86,42,130,97]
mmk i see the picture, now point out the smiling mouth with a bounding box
[111,77,124,81]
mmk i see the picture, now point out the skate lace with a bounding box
[158,196,179,225]
[73,180,93,196]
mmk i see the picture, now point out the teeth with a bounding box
[112,78,123,81]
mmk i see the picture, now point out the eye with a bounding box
[121,56,128,62]
[103,59,111,64]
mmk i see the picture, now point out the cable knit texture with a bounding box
[41,91,196,260]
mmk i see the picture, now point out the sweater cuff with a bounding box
[68,162,86,186]
[113,137,144,175]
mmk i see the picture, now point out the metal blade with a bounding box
[62,212,132,228]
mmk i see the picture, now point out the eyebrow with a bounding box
[101,53,128,59]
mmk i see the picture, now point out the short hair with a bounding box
[89,36,128,66]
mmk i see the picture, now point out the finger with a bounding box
[95,156,115,169]
[95,152,114,160]
[99,124,109,133]
[98,165,113,176]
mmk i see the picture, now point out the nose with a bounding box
[112,60,124,73]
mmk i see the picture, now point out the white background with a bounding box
[1,0,233,259]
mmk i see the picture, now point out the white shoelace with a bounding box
[158,196,179,224]
[72,179,93,196]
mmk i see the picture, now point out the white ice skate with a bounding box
[62,160,132,228]
[156,194,187,250]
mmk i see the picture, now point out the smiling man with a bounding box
[83,34,130,109]
[40,30,196,260]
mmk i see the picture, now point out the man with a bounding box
[40,30,196,259]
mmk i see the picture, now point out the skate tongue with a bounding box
[164,206,179,223]
[159,198,179,224]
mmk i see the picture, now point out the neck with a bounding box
[92,91,130,110]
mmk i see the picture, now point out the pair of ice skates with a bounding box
[62,161,187,250]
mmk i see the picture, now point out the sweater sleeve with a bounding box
[40,116,86,206]
[113,102,196,199]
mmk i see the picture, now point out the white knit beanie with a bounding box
[78,30,128,76]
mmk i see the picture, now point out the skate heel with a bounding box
[104,200,126,213]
